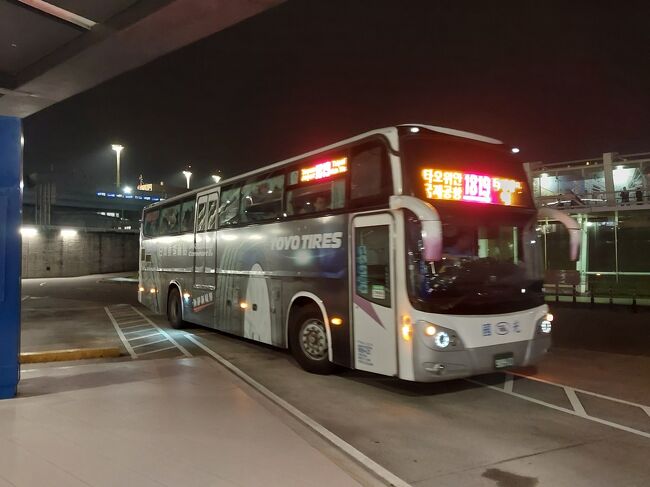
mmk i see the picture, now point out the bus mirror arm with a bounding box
[537,207,582,261]
[390,195,443,261]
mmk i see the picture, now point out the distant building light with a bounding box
[61,229,78,238]
[21,227,38,237]
[125,195,134,199]
[143,196,151,200]
[107,193,116,198]
[134,195,143,200]
[116,194,124,198]
[123,186,133,194]
[511,147,520,154]
[409,127,420,133]
[96,192,106,197]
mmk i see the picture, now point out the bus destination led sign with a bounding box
[300,157,348,183]
[422,168,524,206]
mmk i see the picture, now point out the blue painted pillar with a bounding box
[0,116,22,399]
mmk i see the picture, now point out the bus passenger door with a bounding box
[351,214,397,376]
[192,190,218,323]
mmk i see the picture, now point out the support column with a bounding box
[576,214,589,293]
[603,152,617,206]
[0,116,22,399]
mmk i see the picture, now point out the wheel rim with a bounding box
[299,319,328,361]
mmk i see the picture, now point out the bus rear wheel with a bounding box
[290,308,338,375]
[167,287,184,329]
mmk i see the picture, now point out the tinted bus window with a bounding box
[286,179,345,215]
[219,186,241,226]
[241,173,284,222]
[160,204,181,235]
[180,199,195,233]
[143,209,160,237]
[350,142,392,207]
[196,197,207,232]
[355,225,391,307]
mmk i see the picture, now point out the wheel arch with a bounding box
[286,292,333,362]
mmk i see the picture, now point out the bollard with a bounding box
[590,289,595,307]
[555,283,559,303]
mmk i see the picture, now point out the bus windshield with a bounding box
[405,210,545,314]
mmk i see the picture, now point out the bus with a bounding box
[138,124,580,381]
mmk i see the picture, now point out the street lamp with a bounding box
[182,170,192,189]
[111,144,124,188]
[211,174,222,184]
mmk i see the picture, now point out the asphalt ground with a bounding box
[20,274,650,486]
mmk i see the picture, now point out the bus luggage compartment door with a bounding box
[351,214,397,376]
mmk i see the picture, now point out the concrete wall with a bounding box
[22,228,139,278]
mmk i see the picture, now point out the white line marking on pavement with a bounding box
[465,378,650,440]
[132,338,168,349]
[129,332,161,342]
[129,307,192,358]
[118,318,148,325]
[565,388,587,416]
[104,307,137,359]
[138,346,177,356]
[509,371,650,411]
[503,374,514,393]
[184,333,412,487]
[123,326,153,334]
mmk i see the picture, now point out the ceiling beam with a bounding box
[12,0,96,30]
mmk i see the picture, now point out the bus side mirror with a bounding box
[390,195,443,261]
[537,207,581,261]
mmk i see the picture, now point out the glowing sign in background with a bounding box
[301,157,348,182]
[422,169,523,206]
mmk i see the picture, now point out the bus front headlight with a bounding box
[536,313,553,335]
[418,321,462,351]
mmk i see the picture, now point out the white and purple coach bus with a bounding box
[138,124,580,381]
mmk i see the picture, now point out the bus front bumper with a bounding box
[412,335,551,382]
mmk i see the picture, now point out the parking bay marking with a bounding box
[466,372,650,439]
[104,305,192,359]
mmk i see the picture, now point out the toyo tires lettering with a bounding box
[271,232,343,250]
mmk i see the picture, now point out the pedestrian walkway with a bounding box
[2,357,366,487]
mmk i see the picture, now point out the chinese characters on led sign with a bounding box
[422,169,523,206]
[300,157,348,183]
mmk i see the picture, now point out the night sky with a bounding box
[23,0,650,191]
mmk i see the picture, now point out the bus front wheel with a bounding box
[289,308,338,375]
[167,287,184,329]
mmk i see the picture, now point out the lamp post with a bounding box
[111,144,124,188]
[183,170,192,189]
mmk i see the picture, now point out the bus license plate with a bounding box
[494,353,514,369]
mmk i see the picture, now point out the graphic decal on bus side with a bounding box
[192,292,214,312]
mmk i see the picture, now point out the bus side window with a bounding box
[180,199,195,233]
[240,173,284,222]
[143,209,160,237]
[350,142,392,208]
[218,186,241,226]
[196,197,207,232]
[160,204,181,235]
[207,199,218,230]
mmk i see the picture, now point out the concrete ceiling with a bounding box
[0,0,285,118]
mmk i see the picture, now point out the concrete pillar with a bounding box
[0,116,22,399]
[603,152,617,206]
[576,214,589,293]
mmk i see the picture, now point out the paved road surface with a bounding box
[21,274,650,486]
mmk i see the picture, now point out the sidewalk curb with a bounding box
[20,347,122,363]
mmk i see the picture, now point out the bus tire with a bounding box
[167,287,184,329]
[289,307,338,375]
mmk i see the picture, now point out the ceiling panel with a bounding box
[48,0,141,23]
[0,1,82,75]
